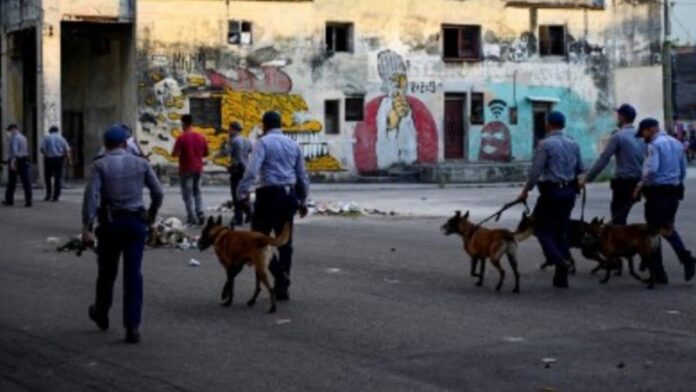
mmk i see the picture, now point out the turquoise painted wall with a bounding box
[468,83,615,163]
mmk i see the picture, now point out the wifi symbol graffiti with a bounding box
[488,99,508,119]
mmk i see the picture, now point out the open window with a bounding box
[326,22,354,53]
[443,25,482,62]
[470,93,485,125]
[345,96,365,122]
[324,100,341,134]
[190,97,222,130]
[228,20,253,45]
[539,25,566,56]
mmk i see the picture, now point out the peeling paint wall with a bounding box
[131,0,663,174]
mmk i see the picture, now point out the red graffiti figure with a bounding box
[479,121,512,162]
[354,96,438,173]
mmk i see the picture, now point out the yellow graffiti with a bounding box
[387,73,411,131]
[187,75,207,87]
[306,155,342,172]
[220,89,322,135]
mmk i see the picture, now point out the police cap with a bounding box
[103,125,129,145]
[636,118,659,137]
[616,104,637,123]
[546,111,566,129]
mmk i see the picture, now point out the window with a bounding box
[470,93,485,125]
[345,96,365,122]
[326,23,353,53]
[189,97,222,130]
[228,20,253,45]
[539,25,566,56]
[324,100,340,134]
[443,25,482,61]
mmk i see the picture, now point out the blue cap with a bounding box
[546,111,566,128]
[636,118,659,137]
[616,104,637,122]
[103,125,129,145]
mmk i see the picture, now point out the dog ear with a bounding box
[216,215,223,226]
[206,216,214,226]
[455,210,461,217]
[463,211,470,220]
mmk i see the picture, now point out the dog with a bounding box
[516,213,611,275]
[441,210,524,293]
[198,216,290,313]
[584,218,662,288]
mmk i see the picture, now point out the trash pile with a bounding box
[53,235,96,257]
[148,217,198,250]
[307,200,396,217]
[209,200,235,213]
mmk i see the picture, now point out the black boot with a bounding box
[553,264,569,288]
[88,305,109,331]
[125,328,140,344]
[680,252,696,282]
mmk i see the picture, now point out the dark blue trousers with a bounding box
[95,217,147,329]
[644,186,690,270]
[252,186,298,291]
[44,157,65,201]
[4,157,32,204]
[533,185,577,267]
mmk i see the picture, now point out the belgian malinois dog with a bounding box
[442,210,524,293]
[198,216,290,313]
[585,218,662,288]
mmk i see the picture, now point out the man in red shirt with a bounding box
[172,115,209,225]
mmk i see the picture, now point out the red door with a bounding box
[444,97,465,160]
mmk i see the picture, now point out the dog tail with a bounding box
[270,223,291,247]
[513,229,532,243]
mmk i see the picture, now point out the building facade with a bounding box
[2,0,665,181]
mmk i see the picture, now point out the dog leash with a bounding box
[473,199,529,230]
[579,186,587,224]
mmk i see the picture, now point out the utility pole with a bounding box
[663,0,674,133]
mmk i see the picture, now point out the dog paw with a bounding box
[246,300,256,308]
[599,279,609,284]
[475,282,483,287]
[512,288,520,294]
[220,301,232,307]
[268,306,277,314]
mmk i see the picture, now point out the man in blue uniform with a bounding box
[580,104,645,224]
[3,124,33,207]
[517,111,584,288]
[635,118,695,283]
[82,126,164,343]
[40,125,72,202]
[238,111,309,301]
[219,121,252,225]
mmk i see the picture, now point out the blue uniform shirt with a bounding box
[222,135,252,166]
[526,130,584,189]
[82,149,164,226]
[585,125,645,182]
[40,133,71,158]
[9,132,29,161]
[237,129,310,201]
[642,131,687,186]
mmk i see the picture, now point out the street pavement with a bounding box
[1,177,696,391]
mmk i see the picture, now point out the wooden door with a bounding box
[444,96,465,160]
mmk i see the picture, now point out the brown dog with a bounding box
[442,210,524,293]
[585,218,661,288]
[198,216,290,313]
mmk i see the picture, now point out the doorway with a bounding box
[532,102,554,149]
[444,94,467,160]
[61,21,135,178]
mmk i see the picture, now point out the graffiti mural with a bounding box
[137,55,341,172]
[479,99,512,162]
[354,50,438,172]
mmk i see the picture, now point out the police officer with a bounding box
[218,121,252,225]
[580,104,645,224]
[40,125,72,202]
[82,125,164,343]
[3,124,33,207]
[634,118,696,283]
[517,111,584,288]
[237,111,309,301]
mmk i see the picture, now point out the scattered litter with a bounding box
[644,360,655,369]
[421,197,428,201]
[665,310,681,315]
[503,337,526,343]
[309,200,397,217]
[390,248,396,252]
[325,268,342,274]
[46,236,61,245]
[57,237,95,257]
[542,358,557,369]
[188,258,201,267]
[617,362,626,369]
[149,217,198,250]
[276,319,292,325]
[209,200,234,213]
[86,361,98,368]
[384,278,401,284]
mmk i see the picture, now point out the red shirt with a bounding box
[172,130,209,175]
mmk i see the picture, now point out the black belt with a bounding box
[259,184,295,191]
[111,209,146,219]
[539,180,576,189]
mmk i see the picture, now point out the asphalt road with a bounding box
[1,180,696,391]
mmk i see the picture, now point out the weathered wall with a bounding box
[133,0,663,175]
